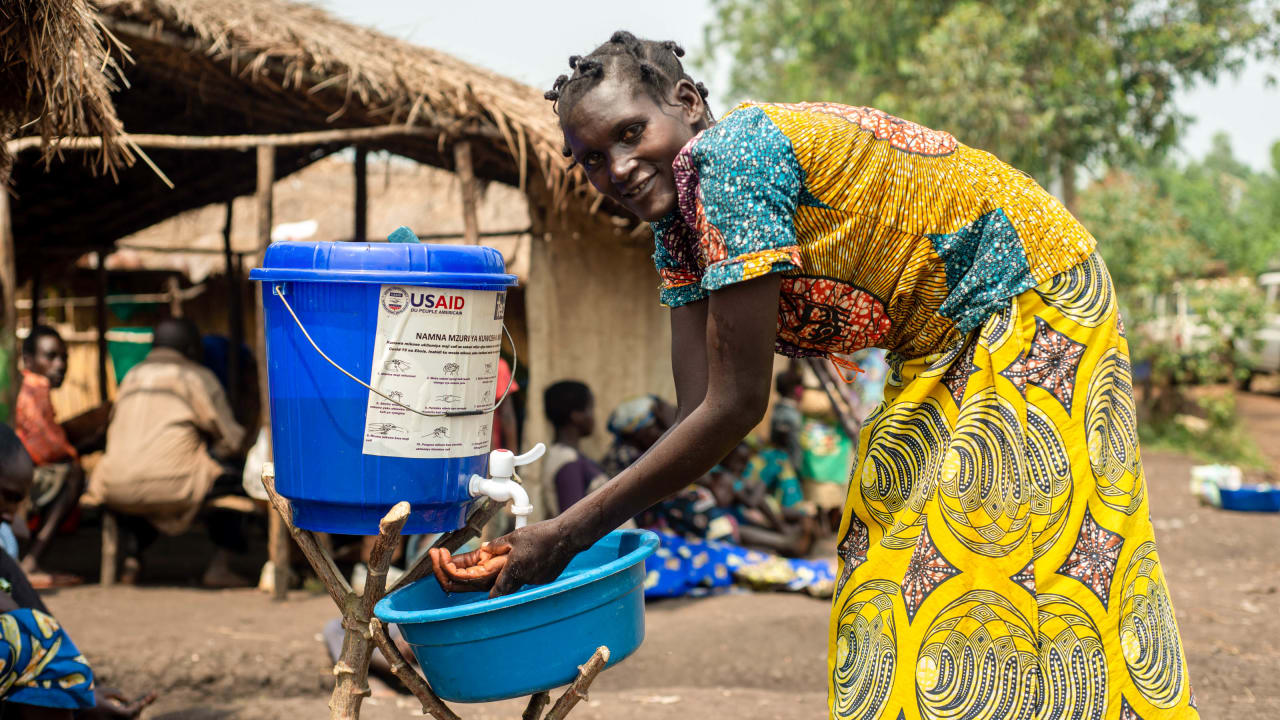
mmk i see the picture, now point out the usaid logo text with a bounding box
[382,287,466,314]
[411,293,465,310]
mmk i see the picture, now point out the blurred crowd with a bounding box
[541,350,888,599]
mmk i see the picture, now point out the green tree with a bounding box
[703,0,1277,210]
[1147,134,1280,276]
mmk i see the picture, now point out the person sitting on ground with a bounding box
[541,381,607,517]
[14,326,89,588]
[599,395,675,478]
[707,443,813,557]
[0,424,156,719]
[83,319,249,588]
[744,424,805,512]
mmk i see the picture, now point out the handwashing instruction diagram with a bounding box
[362,284,506,459]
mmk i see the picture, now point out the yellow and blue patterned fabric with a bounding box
[827,254,1197,720]
[0,608,95,709]
[652,102,1197,719]
[652,101,1096,360]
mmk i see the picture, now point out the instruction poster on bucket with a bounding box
[362,284,505,459]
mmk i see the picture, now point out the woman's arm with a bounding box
[435,275,782,596]
[669,301,710,423]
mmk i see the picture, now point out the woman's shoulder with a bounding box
[682,102,802,172]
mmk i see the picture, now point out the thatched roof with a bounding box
[0,0,130,172]
[9,0,614,272]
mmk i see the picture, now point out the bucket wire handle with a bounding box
[273,283,517,418]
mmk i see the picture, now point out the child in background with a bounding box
[541,381,607,517]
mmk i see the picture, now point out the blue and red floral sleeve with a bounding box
[651,106,804,308]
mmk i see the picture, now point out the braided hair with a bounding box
[545,31,712,156]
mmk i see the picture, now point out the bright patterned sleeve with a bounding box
[688,106,803,293]
[652,214,708,308]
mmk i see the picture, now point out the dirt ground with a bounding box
[35,390,1280,719]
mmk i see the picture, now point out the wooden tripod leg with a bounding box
[544,646,610,720]
[369,617,461,720]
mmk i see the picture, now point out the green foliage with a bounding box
[1149,134,1280,276]
[703,0,1277,185]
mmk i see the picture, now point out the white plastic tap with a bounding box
[468,443,545,529]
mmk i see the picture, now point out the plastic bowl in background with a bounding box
[1218,485,1280,512]
[374,529,658,703]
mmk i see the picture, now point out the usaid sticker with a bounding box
[381,286,408,314]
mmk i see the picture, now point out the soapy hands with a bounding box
[430,518,580,598]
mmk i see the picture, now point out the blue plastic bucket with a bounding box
[375,529,659,703]
[249,241,517,535]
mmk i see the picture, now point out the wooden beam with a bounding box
[257,146,275,252]
[95,252,109,403]
[353,146,368,242]
[254,145,290,601]
[4,124,503,154]
[165,276,183,318]
[28,256,41,328]
[0,174,17,422]
[453,140,480,245]
[223,201,241,415]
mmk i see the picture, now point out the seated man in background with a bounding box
[84,319,248,588]
[0,424,155,719]
[14,326,89,588]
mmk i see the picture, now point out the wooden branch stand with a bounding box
[260,464,608,720]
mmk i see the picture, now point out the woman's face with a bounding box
[562,78,706,222]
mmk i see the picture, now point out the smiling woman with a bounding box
[434,29,1201,720]
[543,34,711,222]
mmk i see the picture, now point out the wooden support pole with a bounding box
[522,692,551,720]
[353,146,368,243]
[28,256,41,328]
[223,201,241,416]
[165,276,183,318]
[95,252,109,403]
[0,177,17,421]
[453,140,480,245]
[370,618,461,720]
[544,647,610,720]
[100,511,118,587]
[254,145,291,601]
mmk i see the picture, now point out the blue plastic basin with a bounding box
[1219,486,1280,512]
[375,529,658,703]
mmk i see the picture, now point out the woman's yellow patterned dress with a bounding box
[652,101,1198,719]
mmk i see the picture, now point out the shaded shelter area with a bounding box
[4,0,678,575]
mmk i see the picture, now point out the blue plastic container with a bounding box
[1219,486,1280,512]
[249,241,517,535]
[375,529,658,703]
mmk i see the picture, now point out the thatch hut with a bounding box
[0,0,135,415]
[5,0,674,500]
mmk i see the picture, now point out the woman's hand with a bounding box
[430,518,579,598]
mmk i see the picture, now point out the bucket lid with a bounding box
[249,241,517,290]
